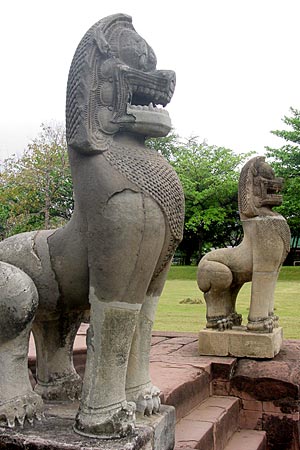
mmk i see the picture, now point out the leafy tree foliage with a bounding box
[147,135,251,263]
[0,123,73,238]
[265,107,300,237]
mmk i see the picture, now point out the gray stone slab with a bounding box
[0,403,175,450]
[198,326,283,358]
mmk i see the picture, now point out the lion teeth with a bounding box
[127,103,168,115]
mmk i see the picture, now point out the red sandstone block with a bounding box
[77,323,89,335]
[211,380,231,396]
[224,430,266,450]
[210,358,237,381]
[73,334,87,351]
[28,333,36,360]
[230,387,256,400]
[181,396,239,450]
[150,361,210,421]
[151,336,169,345]
[243,399,263,412]
[262,401,283,413]
[175,419,213,450]
[164,337,198,345]
[239,409,262,430]
[150,342,183,356]
[201,396,238,409]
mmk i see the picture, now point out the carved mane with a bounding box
[238,156,262,218]
[66,14,135,152]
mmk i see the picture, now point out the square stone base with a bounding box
[0,402,175,450]
[198,326,283,358]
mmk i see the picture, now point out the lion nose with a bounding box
[158,70,176,94]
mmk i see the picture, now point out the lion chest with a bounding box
[103,145,185,243]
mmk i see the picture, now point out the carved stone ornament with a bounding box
[197,156,290,333]
[0,14,184,439]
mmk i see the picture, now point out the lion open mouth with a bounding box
[123,70,175,136]
[261,179,283,206]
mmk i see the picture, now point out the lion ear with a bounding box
[94,28,111,57]
[252,156,265,177]
[252,165,258,177]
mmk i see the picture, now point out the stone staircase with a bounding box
[174,396,266,450]
[147,333,299,450]
[148,332,267,450]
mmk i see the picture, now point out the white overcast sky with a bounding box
[1,0,299,159]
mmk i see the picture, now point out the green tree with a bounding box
[146,132,180,161]
[147,135,251,263]
[265,107,300,237]
[0,123,73,238]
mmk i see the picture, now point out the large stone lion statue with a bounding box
[0,14,184,438]
[197,156,290,333]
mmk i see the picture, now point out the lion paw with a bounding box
[0,391,44,428]
[247,317,274,333]
[207,312,243,331]
[217,318,233,331]
[127,384,161,416]
[74,401,136,439]
[269,313,279,327]
[34,373,82,401]
[229,312,243,326]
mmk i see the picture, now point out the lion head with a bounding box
[66,14,176,153]
[238,156,284,219]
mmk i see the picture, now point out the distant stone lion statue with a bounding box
[0,14,184,438]
[197,156,290,333]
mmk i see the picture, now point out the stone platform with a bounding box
[0,403,175,450]
[198,326,283,358]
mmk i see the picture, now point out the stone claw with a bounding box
[247,317,274,333]
[269,313,279,327]
[0,392,44,428]
[229,312,243,326]
[128,384,161,416]
[217,318,233,331]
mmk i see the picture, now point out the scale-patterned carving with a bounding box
[238,158,250,214]
[104,144,185,243]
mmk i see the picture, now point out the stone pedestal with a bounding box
[198,326,283,358]
[0,402,175,450]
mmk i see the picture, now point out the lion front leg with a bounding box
[125,294,161,416]
[247,222,286,333]
[247,271,279,333]
[125,259,172,416]
[0,262,43,427]
[74,300,139,438]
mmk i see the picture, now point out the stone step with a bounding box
[224,430,266,450]
[149,332,235,422]
[175,396,239,450]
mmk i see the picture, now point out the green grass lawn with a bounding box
[154,266,300,339]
